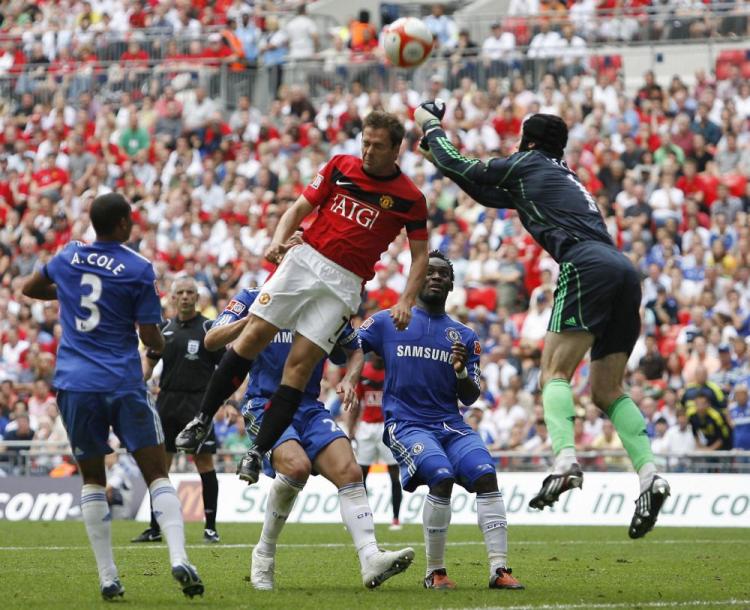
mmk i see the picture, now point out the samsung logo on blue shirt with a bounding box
[396,345,452,362]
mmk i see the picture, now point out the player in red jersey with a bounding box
[346,356,403,530]
[176,112,429,487]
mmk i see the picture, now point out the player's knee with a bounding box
[591,385,622,412]
[541,369,572,387]
[275,450,312,482]
[429,477,454,499]
[473,473,499,494]
[336,460,365,487]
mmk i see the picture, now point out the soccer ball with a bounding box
[382,17,434,69]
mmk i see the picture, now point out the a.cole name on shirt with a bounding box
[70,251,126,275]
[330,193,380,230]
[396,345,453,363]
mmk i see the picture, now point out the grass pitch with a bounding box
[0,522,748,609]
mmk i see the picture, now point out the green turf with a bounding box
[0,522,748,609]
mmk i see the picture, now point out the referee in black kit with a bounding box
[133,276,224,544]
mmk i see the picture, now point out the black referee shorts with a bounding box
[547,241,642,361]
[156,391,217,454]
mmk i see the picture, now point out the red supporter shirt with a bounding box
[356,362,385,424]
[301,155,428,280]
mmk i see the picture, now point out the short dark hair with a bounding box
[363,111,405,148]
[90,193,131,236]
[428,249,455,282]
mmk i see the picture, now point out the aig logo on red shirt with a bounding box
[329,193,380,230]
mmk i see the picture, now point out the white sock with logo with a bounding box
[338,482,379,568]
[149,478,188,567]
[256,474,304,558]
[81,484,118,586]
[477,491,508,578]
[423,494,452,577]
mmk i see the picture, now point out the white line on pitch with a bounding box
[0,539,747,552]
[452,600,750,610]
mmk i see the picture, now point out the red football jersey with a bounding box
[301,155,427,280]
[356,362,385,424]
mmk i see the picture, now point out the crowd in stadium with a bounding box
[1,0,750,477]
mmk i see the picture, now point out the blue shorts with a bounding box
[242,396,347,477]
[57,388,164,461]
[384,418,496,492]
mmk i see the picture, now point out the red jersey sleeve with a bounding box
[301,156,338,208]
[404,194,428,241]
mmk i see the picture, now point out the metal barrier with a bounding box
[2,440,748,476]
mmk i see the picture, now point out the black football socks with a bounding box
[253,384,303,453]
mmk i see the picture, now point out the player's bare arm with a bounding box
[138,323,165,353]
[265,196,314,264]
[337,346,365,412]
[21,270,58,301]
[390,238,428,331]
[204,316,249,351]
[452,342,481,405]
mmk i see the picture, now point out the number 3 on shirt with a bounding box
[75,273,102,332]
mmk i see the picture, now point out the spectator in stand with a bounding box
[119,112,150,158]
[711,184,743,224]
[591,419,627,469]
[424,4,458,52]
[688,391,732,452]
[235,11,261,65]
[639,333,666,381]
[284,5,319,60]
[259,15,288,96]
[527,18,561,63]
[481,21,516,78]
[728,383,750,452]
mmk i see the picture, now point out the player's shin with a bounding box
[81,484,118,586]
[199,470,219,531]
[477,491,508,577]
[253,385,303,454]
[149,478,189,566]
[197,348,254,423]
[607,395,658,492]
[542,379,578,473]
[423,494,451,576]
[256,474,304,557]
[338,482,379,567]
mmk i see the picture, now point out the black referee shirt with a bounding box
[157,314,224,393]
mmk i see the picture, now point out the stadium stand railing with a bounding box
[1,441,748,476]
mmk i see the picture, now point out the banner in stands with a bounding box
[137,472,750,528]
[0,477,146,521]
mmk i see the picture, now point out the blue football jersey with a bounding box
[357,307,481,423]
[43,241,162,391]
[212,288,360,403]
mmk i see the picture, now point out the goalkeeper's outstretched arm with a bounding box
[420,132,517,210]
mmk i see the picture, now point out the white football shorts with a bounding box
[248,243,362,353]
[355,421,397,466]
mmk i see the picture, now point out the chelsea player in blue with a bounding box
[22,194,203,601]
[357,251,524,591]
[205,285,414,591]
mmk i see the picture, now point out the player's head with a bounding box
[419,250,454,307]
[361,111,404,176]
[519,113,568,159]
[171,276,199,317]
[90,193,133,242]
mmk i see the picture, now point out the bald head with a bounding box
[171,276,199,319]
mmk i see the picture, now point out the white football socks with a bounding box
[553,447,578,474]
[477,491,509,578]
[81,484,118,586]
[338,482,379,568]
[638,462,658,494]
[255,474,304,558]
[423,494,451,577]
[149,478,188,567]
